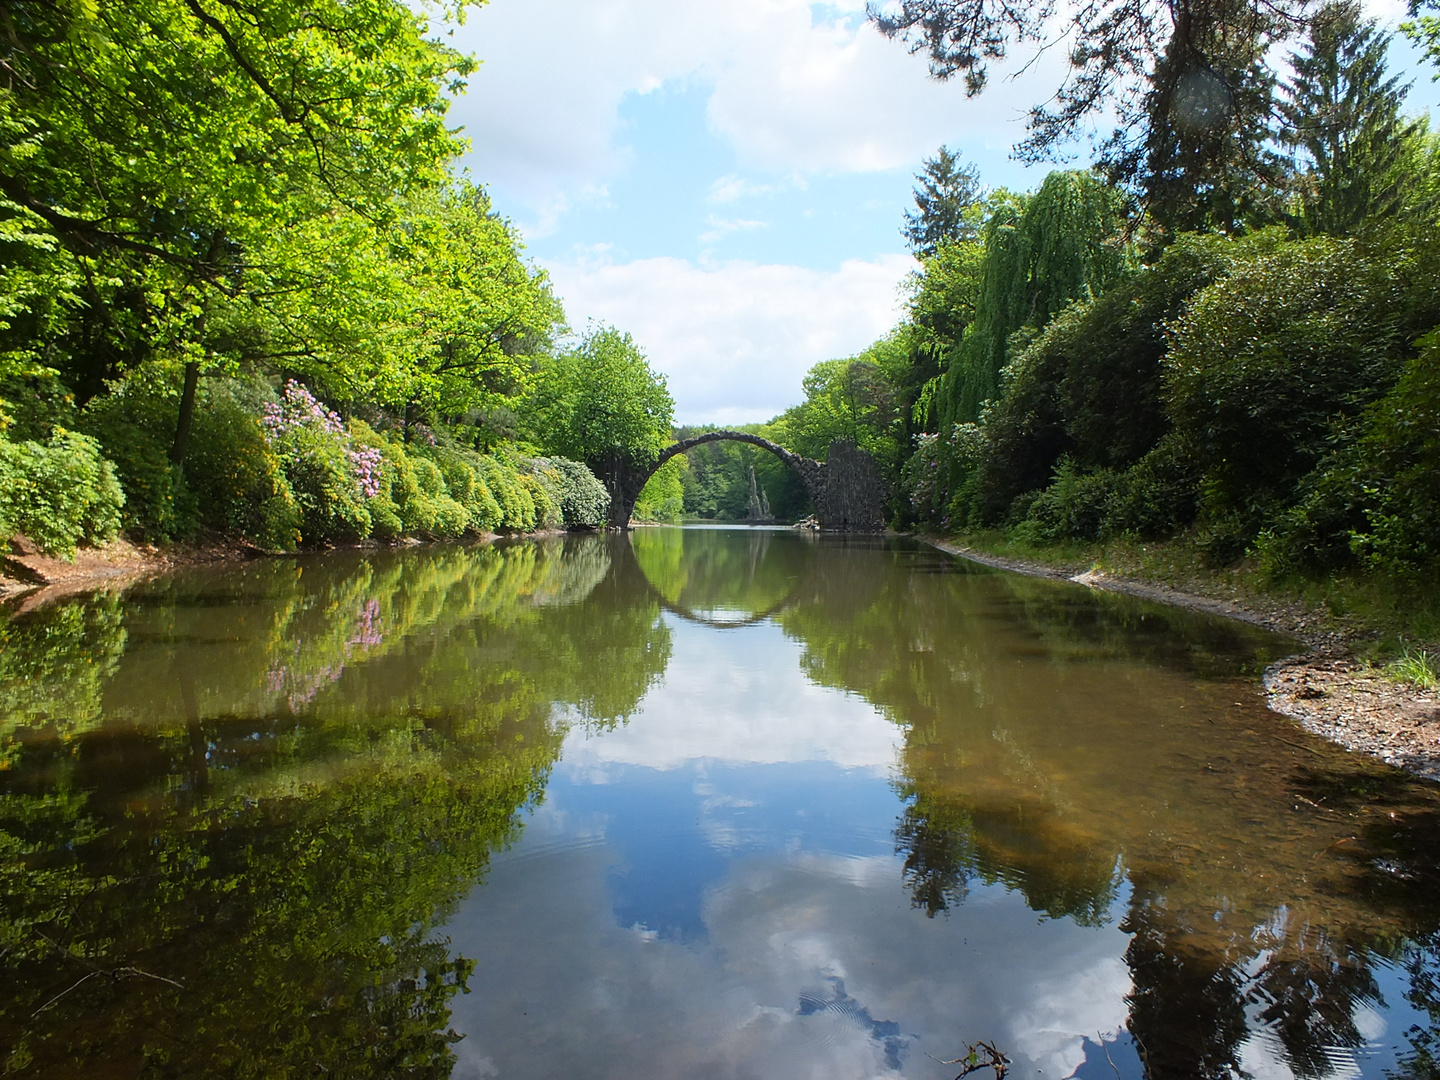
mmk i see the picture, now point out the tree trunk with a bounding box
[170,360,201,478]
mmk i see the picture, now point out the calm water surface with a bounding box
[2,528,1438,1079]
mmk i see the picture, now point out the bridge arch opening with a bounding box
[603,431,887,532]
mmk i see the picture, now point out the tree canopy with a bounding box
[524,326,676,480]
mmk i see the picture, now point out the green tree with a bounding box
[524,326,676,505]
[870,0,1302,210]
[777,357,901,465]
[382,184,565,437]
[0,0,475,470]
[1114,6,1289,237]
[903,146,984,256]
[1280,0,1416,236]
[934,170,1129,430]
[1163,235,1418,558]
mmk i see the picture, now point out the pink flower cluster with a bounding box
[262,380,345,438]
[262,380,385,499]
[349,598,384,648]
[264,600,387,713]
[350,444,384,499]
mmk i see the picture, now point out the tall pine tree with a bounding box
[1280,0,1415,235]
[903,147,984,256]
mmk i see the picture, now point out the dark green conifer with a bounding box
[903,147,984,257]
[1279,0,1415,235]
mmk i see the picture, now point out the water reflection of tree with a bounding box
[0,537,672,1077]
[630,527,811,622]
[1395,932,1440,1079]
[777,540,1440,1079]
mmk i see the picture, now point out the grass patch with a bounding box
[1387,647,1440,691]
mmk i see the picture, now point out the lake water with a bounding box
[2,527,1438,1079]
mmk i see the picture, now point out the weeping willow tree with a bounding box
[931,170,1132,432]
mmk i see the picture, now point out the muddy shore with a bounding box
[924,536,1440,785]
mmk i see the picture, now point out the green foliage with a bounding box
[903,146,984,256]
[525,325,675,480]
[945,231,1275,529]
[0,430,123,556]
[1387,646,1439,690]
[634,457,685,522]
[80,381,196,540]
[0,0,474,404]
[381,183,565,427]
[1009,436,1202,543]
[1131,11,1289,239]
[1280,0,1417,236]
[673,427,811,523]
[779,356,902,466]
[478,455,538,532]
[1165,235,1412,550]
[268,423,372,548]
[1264,331,1440,579]
[936,171,1130,430]
[185,380,301,550]
[530,457,610,528]
[1404,1,1440,89]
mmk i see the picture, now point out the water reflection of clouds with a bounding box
[558,619,902,774]
[447,824,1134,1080]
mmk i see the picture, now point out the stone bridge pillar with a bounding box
[813,440,887,532]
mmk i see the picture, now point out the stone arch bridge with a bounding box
[604,431,887,531]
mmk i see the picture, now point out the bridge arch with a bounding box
[605,431,887,532]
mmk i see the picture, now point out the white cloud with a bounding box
[440,0,1067,225]
[698,214,770,245]
[559,620,904,774]
[446,837,1135,1079]
[542,252,915,424]
[707,174,786,203]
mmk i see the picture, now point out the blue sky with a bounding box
[437,0,1440,425]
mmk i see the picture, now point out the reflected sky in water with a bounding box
[2,528,1438,1079]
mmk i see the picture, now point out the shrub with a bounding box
[972,337,1069,523]
[517,470,562,530]
[478,455,537,532]
[1012,457,1119,543]
[430,446,503,533]
[1264,331,1440,579]
[186,380,301,550]
[903,423,988,530]
[966,231,1285,534]
[542,457,609,528]
[81,384,195,540]
[0,429,124,556]
[1097,434,1202,538]
[1165,236,1408,549]
[262,382,371,545]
